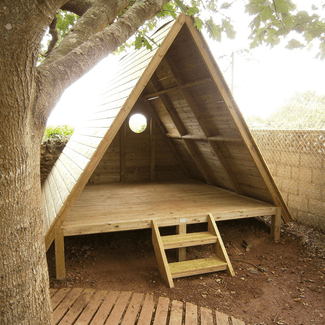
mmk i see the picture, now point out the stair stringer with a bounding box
[208,213,235,276]
[152,220,174,288]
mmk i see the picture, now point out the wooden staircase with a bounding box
[152,214,234,288]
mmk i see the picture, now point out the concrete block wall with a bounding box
[252,130,325,231]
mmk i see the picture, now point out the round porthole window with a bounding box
[129,114,147,133]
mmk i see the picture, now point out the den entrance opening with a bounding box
[129,114,147,133]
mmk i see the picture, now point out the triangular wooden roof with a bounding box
[42,14,292,249]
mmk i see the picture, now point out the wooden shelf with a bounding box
[169,257,227,278]
[162,231,217,249]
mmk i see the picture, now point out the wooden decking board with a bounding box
[63,180,276,236]
[58,288,95,325]
[231,316,245,325]
[201,307,214,325]
[104,291,132,325]
[120,293,144,325]
[51,288,244,325]
[50,288,58,297]
[74,290,108,325]
[215,311,230,325]
[169,300,184,325]
[185,302,197,325]
[90,290,120,325]
[53,288,84,324]
[52,288,72,310]
[137,293,155,325]
[153,297,170,325]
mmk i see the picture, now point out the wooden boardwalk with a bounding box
[51,288,245,325]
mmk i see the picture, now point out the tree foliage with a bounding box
[43,125,75,142]
[44,1,325,61]
[246,0,325,58]
[246,91,325,129]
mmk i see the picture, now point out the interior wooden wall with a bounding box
[89,103,186,184]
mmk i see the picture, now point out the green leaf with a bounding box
[286,39,304,49]
[222,19,236,39]
[143,38,153,50]
[56,10,78,39]
[186,6,199,16]
[245,2,260,15]
[134,35,143,49]
[159,3,177,19]
[194,17,203,30]
[266,28,277,39]
[220,2,232,10]
[260,7,274,21]
[205,18,222,41]
[273,0,290,14]
[282,15,294,28]
[174,0,187,13]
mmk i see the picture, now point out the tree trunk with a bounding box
[0,2,54,323]
[0,68,53,324]
[0,132,52,325]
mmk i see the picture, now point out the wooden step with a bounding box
[169,257,228,278]
[161,231,217,249]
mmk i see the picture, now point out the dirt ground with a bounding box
[47,218,325,325]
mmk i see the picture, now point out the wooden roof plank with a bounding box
[69,133,103,149]
[58,153,82,182]
[41,187,49,234]
[43,178,57,231]
[66,140,97,160]
[54,159,77,192]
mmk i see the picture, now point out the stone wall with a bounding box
[40,139,67,184]
[252,130,325,231]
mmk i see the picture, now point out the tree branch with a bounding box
[42,0,130,66]
[61,0,95,16]
[44,15,59,56]
[272,0,289,32]
[36,0,169,121]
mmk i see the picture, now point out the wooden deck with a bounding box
[63,180,277,237]
[51,287,245,325]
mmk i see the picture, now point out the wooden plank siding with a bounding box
[42,14,292,249]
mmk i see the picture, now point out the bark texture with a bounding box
[0,2,65,323]
[0,0,169,323]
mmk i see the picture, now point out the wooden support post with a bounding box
[271,207,281,243]
[176,222,187,262]
[55,227,66,280]
[120,122,126,182]
[150,117,156,181]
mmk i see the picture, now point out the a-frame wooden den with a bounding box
[42,14,292,288]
